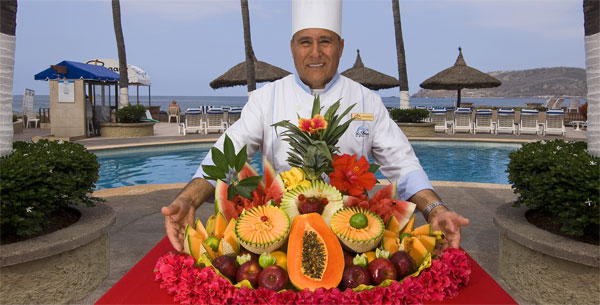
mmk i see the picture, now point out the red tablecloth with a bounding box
[96,237,517,305]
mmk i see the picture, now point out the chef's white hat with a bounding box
[292,0,342,37]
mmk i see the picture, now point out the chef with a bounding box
[162,0,469,252]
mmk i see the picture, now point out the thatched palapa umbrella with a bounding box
[420,47,501,107]
[209,54,291,89]
[342,50,400,91]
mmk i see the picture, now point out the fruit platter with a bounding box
[154,98,471,304]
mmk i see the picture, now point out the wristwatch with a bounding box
[422,201,447,221]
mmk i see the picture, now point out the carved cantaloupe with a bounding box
[287,213,344,291]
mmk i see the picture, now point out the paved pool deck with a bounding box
[14,123,589,304]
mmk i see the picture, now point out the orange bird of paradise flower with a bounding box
[298,114,328,134]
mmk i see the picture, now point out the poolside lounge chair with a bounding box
[452,108,472,134]
[518,109,540,135]
[544,98,557,109]
[227,107,242,127]
[205,108,227,134]
[473,109,493,134]
[567,99,580,113]
[181,108,204,135]
[552,98,565,109]
[543,109,566,136]
[430,108,449,133]
[141,110,159,123]
[168,106,180,124]
[496,109,516,135]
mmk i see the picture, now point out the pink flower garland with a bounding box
[154,248,471,305]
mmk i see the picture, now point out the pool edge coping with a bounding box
[93,180,512,197]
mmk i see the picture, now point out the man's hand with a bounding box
[428,208,470,251]
[161,198,196,252]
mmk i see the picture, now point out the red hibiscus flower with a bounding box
[329,154,376,196]
[298,114,328,134]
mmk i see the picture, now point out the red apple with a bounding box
[236,260,262,288]
[390,251,416,279]
[258,265,288,291]
[341,265,371,290]
[368,258,397,285]
[212,255,238,281]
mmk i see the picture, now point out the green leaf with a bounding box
[368,164,380,173]
[202,165,226,180]
[235,146,248,172]
[311,95,321,117]
[210,147,228,172]
[223,134,236,167]
[236,176,262,199]
[227,184,237,200]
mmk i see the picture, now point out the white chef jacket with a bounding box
[194,73,434,200]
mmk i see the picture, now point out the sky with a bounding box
[12,0,586,97]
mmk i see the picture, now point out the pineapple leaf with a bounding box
[311,95,321,117]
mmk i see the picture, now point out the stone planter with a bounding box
[493,203,599,304]
[396,122,435,137]
[100,122,154,138]
[13,120,23,134]
[0,203,116,304]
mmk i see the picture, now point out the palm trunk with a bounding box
[241,0,256,93]
[584,0,599,157]
[392,0,409,109]
[0,0,17,157]
[112,0,129,107]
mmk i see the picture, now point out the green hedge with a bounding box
[507,140,599,238]
[389,108,430,123]
[0,140,103,237]
[115,104,146,123]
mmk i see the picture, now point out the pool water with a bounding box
[94,141,521,190]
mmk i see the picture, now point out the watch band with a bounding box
[422,201,447,221]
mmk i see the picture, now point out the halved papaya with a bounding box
[287,213,344,291]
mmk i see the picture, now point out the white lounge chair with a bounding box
[544,98,557,109]
[473,109,493,134]
[518,109,540,135]
[168,106,180,124]
[552,98,565,109]
[227,107,242,128]
[543,109,566,136]
[452,108,472,134]
[430,108,449,133]
[181,108,204,135]
[496,109,516,135]
[205,108,227,134]
[25,109,39,128]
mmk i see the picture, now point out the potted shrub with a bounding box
[0,140,115,304]
[389,108,435,137]
[100,104,155,137]
[494,139,599,304]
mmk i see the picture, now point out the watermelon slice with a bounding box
[215,179,241,222]
[369,183,397,204]
[265,174,285,206]
[263,157,277,190]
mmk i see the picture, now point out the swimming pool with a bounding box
[94,141,522,190]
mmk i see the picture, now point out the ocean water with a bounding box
[12,94,569,114]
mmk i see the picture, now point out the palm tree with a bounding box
[583,0,599,157]
[392,0,409,109]
[241,0,256,93]
[112,0,129,108]
[0,0,17,157]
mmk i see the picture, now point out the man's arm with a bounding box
[408,189,470,251]
[161,178,215,252]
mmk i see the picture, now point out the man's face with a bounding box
[290,28,344,89]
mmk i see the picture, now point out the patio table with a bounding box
[96,237,517,305]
